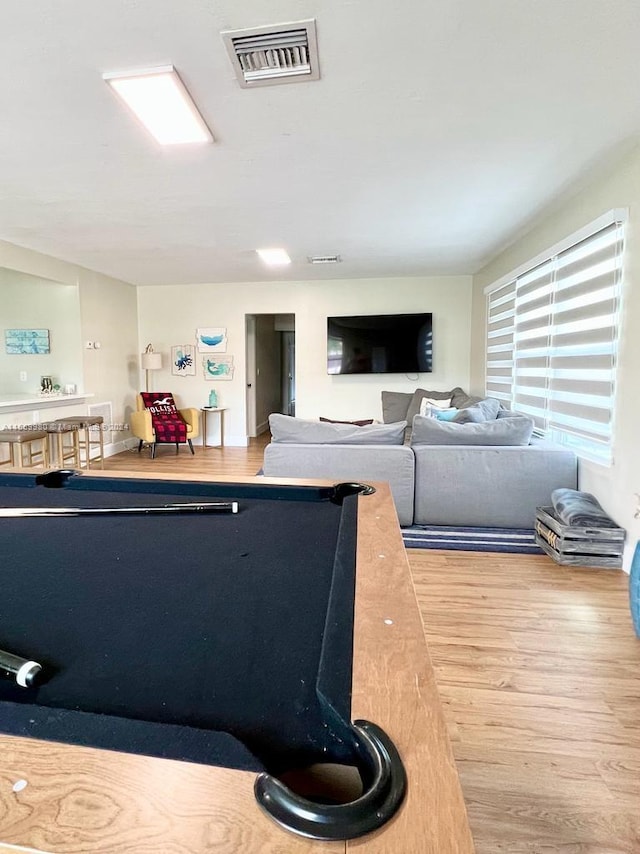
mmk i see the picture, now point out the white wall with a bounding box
[78,268,140,449]
[0,269,82,395]
[137,275,472,446]
[0,240,138,451]
[470,144,640,569]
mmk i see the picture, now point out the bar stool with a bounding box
[0,429,50,468]
[57,415,105,469]
[44,421,81,469]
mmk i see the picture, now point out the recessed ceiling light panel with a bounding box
[103,66,213,145]
[257,248,291,266]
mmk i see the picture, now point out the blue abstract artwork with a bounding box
[5,328,50,354]
[196,327,227,353]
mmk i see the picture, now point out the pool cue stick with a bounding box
[0,648,43,688]
[0,501,239,517]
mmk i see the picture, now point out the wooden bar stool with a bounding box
[57,415,105,469]
[45,421,81,469]
[0,429,50,468]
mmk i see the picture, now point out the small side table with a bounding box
[201,407,227,448]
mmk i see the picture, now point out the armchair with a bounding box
[131,393,200,459]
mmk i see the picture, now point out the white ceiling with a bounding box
[1,0,640,286]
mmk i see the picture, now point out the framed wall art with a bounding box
[5,328,50,355]
[196,327,227,353]
[171,344,196,376]
[203,355,234,380]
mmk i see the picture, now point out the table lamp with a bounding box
[141,344,162,392]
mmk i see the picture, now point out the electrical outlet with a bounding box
[19,371,27,382]
[32,411,40,423]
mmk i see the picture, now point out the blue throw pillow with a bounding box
[434,408,459,422]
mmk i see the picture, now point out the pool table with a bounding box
[0,469,473,854]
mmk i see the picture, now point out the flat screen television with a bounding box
[327,313,433,375]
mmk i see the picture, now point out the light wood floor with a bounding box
[102,438,640,853]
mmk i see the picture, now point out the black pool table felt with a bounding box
[0,479,358,776]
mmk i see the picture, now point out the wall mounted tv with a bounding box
[327,313,433,375]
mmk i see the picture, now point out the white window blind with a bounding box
[485,214,624,463]
[486,279,516,404]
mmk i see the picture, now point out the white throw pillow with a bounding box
[419,397,452,416]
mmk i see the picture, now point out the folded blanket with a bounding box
[551,488,618,528]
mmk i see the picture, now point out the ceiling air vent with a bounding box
[308,254,341,265]
[222,20,319,88]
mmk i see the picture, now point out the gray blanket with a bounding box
[551,488,618,528]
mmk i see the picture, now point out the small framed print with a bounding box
[196,328,227,353]
[171,344,196,376]
[203,355,234,380]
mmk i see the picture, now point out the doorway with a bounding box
[245,314,296,438]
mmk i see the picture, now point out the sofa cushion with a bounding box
[269,413,406,445]
[382,387,472,423]
[263,443,416,526]
[413,443,578,528]
[381,391,413,423]
[410,414,534,446]
[452,397,501,423]
[449,388,480,408]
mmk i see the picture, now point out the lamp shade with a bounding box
[141,352,162,371]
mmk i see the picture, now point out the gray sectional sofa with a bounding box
[262,388,579,529]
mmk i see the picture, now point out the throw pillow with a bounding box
[140,392,179,415]
[450,389,483,408]
[452,397,501,424]
[418,397,453,416]
[496,408,528,419]
[433,408,459,422]
[320,417,375,426]
[406,388,455,424]
[410,414,534,446]
[381,391,413,424]
[269,413,406,445]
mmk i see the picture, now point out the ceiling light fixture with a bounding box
[103,66,213,145]
[257,248,291,266]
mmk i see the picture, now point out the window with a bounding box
[485,211,626,464]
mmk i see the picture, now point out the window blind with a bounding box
[546,222,622,456]
[486,279,516,404]
[485,215,624,462]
